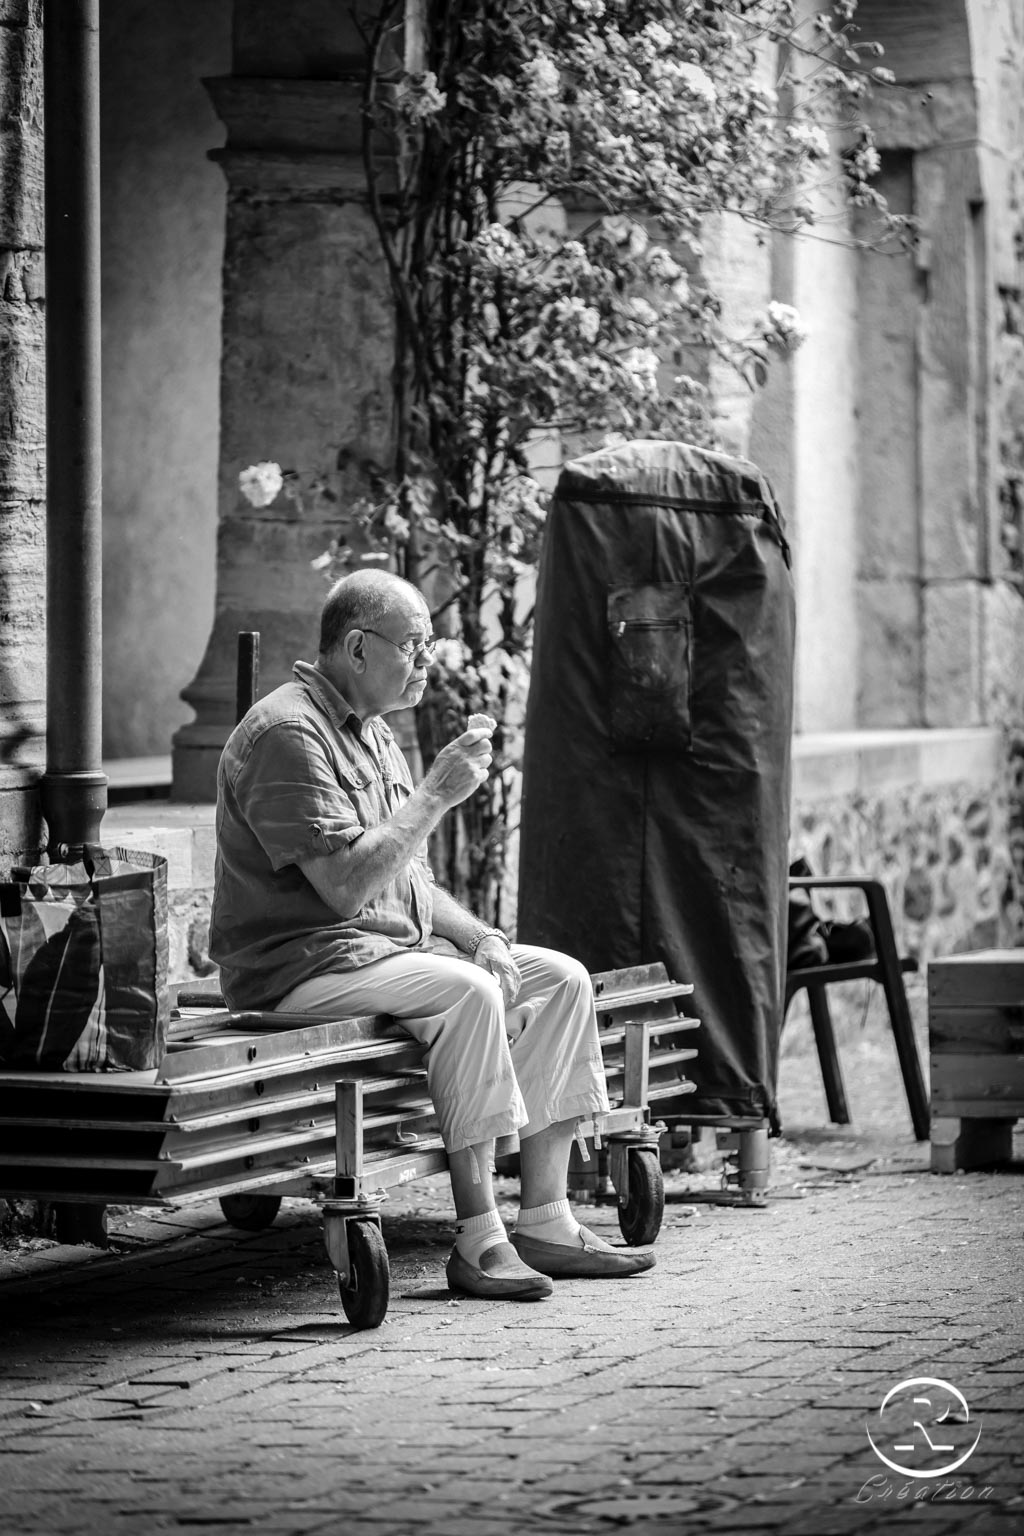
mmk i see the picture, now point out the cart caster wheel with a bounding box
[219,1193,282,1231]
[338,1219,390,1329]
[54,1202,108,1247]
[617,1147,664,1246]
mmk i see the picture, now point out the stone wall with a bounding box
[786,727,1014,1048]
[792,762,1013,963]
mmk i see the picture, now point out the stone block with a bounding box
[171,742,226,806]
[917,148,984,582]
[233,0,364,77]
[205,77,363,156]
[0,17,44,250]
[191,821,218,890]
[218,202,392,477]
[923,580,984,727]
[168,891,216,982]
[0,305,46,500]
[930,1116,1015,1173]
[852,4,972,92]
[856,578,922,727]
[855,155,918,581]
[105,825,194,890]
[0,781,42,863]
[983,580,1024,724]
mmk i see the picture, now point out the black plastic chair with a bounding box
[784,877,929,1141]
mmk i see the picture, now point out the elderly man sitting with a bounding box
[210,570,654,1300]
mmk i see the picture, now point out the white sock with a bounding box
[454,1208,507,1266]
[516,1198,582,1246]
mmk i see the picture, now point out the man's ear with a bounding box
[341,630,367,671]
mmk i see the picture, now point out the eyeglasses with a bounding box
[361,629,437,661]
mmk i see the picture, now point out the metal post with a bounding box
[42,0,107,852]
[235,631,260,725]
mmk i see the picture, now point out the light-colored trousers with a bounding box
[274,944,609,1154]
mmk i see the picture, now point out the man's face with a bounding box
[358,597,435,715]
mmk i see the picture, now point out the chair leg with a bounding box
[863,884,930,1142]
[806,984,852,1126]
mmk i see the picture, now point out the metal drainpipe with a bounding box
[42,0,107,853]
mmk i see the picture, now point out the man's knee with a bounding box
[454,962,505,1010]
[536,947,592,997]
[425,960,506,1038]
[562,952,592,990]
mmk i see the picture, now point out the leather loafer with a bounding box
[510,1224,656,1279]
[446,1241,554,1301]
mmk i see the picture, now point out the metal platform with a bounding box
[0,963,699,1327]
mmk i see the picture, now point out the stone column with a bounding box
[171,62,395,799]
[0,0,46,860]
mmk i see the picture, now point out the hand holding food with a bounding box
[425,717,495,807]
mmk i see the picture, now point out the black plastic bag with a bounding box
[0,845,169,1071]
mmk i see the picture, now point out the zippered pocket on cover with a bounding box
[606,583,692,751]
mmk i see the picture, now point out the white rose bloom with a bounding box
[239,461,284,508]
[399,71,447,123]
[602,216,631,245]
[676,62,717,104]
[787,122,830,160]
[579,306,601,344]
[478,222,526,269]
[767,301,808,345]
[525,54,560,99]
[622,346,660,396]
[643,22,673,54]
[629,297,659,328]
[646,246,682,282]
[482,302,501,339]
[432,638,465,671]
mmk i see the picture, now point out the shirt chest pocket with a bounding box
[334,762,385,824]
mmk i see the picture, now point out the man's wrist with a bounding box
[468,926,511,957]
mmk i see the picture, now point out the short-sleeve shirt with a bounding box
[210,661,435,1010]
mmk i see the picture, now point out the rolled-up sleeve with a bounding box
[233,721,364,872]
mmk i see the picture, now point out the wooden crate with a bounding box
[929,949,1024,1173]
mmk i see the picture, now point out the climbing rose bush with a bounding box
[306,0,909,920]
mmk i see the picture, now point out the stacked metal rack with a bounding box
[0,963,699,1327]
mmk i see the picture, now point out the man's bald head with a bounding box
[318,570,427,656]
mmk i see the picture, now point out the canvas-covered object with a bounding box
[518,440,795,1124]
[0,845,169,1072]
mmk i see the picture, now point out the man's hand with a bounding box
[473,934,521,1006]
[423,726,494,810]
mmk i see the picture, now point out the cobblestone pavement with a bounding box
[1,989,1022,1536]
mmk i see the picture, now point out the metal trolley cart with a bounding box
[0,964,698,1327]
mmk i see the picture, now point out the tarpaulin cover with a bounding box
[518,441,795,1124]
